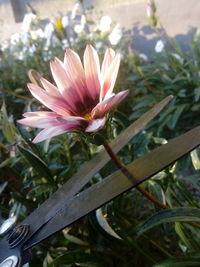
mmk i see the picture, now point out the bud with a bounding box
[146,0,157,27]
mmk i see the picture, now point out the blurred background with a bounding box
[1,0,200,52]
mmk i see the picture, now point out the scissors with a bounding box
[0,95,200,267]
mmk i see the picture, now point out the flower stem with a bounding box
[103,143,166,209]
[103,143,200,229]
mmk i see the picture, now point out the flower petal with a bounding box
[101,53,120,100]
[40,77,61,97]
[101,48,115,79]
[64,49,94,110]
[27,83,72,116]
[50,57,86,114]
[17,116,61,128]
[84,45,101,103]
[50,57,70,94]
[92,90,129,118]
[23,111,59,118]
[64,49,86,95]
[32,124,80,143]
[85,117,106,132]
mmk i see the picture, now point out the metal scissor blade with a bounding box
[23,126,200,250]
[20,96,172,243]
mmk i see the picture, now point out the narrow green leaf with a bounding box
[96,208,122,240]
[191,149,200,170]
[1,101,16,143]
[174,222,194,250]
[194,87,200,102]
[153,256,200,267]
[17,145,54,183]
[0,158,12,168]
[136,208,200,237]
[0,182,8,195]
[63,228,88,246]
[48,251,106,267]
[169,104,187,129]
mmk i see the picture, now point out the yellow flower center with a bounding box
[84,113,92,121]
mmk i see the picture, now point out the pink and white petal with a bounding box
[17,116,61,128]
[23,111,59,118]
[50,58,85,113]
[92,90,129,118]
[32,123,80,143]
[84,45,101,102]
[101,53,121,100]
[85,117,106,132]
[60,115,86,123]
[101,48,115,79]
[40,77,61,98]
[64,49,95,108]
[64,49,85,89]
[27,83,71,116]
[50,57,71,95]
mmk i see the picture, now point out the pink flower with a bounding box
[18,45,129,143]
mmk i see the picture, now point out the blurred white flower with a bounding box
[99,16,112,32]
[74,24,84,34]
[29,44,36,55]
[1,41,9,51]
[62,38,69,49]
[44,22,54,47]
[81,15,86,25]
[10,33,20,45]
[139,53,148,62]
[18,51,25,61]
[21,13,37,32]
[62,15,69,28]
[108,24,122,45]
[20,31,29,45]
[30,29,44,40]
[71,2,80,19]
[171,53,184,64]
[155,40,164,53]
[44,22,54,39]
[95,41,103,50]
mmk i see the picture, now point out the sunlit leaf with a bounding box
[136,208,200,237]
[191,149,200,170]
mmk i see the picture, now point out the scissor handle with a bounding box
[0,255,21,267]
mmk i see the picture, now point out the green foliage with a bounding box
[0,2,200,267]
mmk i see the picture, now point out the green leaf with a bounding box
[96,208,122,240]
[48,251,107,267]
[17,145,54,184]
[0,182,8,195]
[0,158,12,168]
[168,104,187,129]
[153,256,200,267]
[191,149,200,170]
[1,101,17,143]
[63,228,88,246]
[136,208,200,237]
[194,87,200,102]
[148,181,166,205]
[174,222,194,250]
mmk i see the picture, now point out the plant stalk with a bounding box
[103,143,166,209]
[103,143,200,229]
